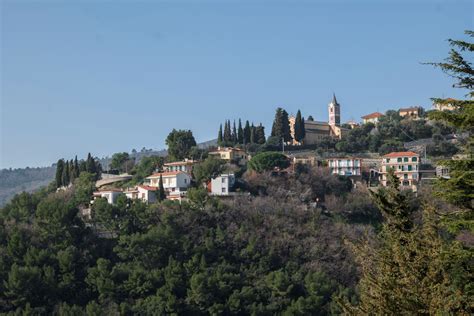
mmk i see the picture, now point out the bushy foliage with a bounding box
[248,152,290,173]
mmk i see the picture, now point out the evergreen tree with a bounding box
[426,30,474,213]
[74,156,79,178]
[158,175,166,201]
[244,120,251,144]
[232,120,237,144]
[237,119,244,144]
[250,123,256,144]
[341,170,470,314]
[307,115,314,121]
[69,159,75,182]
[223,120,232,143]
[55,159,65,188]
[86,153,95,174]
[301,116,306,140]
[271,108,292,143]
[294,110,304,143]
[62,160,70,186]
[217,124,223,145]
[165,129,197,161]
[255,124,266,144]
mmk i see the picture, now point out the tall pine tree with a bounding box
[244,120,251,144]
[55,159,65,188]
[217,124,223,145]
[232,120,237,144]
[255,124,266,144]
[158,175,166,201]
[237,119,244,144]
[294,110,304,143]
[223,120,232,143]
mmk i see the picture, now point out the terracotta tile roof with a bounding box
[361,112,384,119]
[383,151,419,158]
[138,185,158,191]
[399,107,420,112]
[147,171,185,178]
[93,189,123,194]
[164,160,197,166]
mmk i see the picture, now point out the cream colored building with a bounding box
[289,94,347,145]
[380,151,420,190]
[361,112,384,124]
[208,147,248,165]
[433,98,456,111]
[399,107,421,120]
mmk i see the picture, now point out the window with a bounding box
[397,158,402,162]
[184,179,187,184]
[386,158,390,163]
[222,177,226,183]
[412,157,417,162]
[222,188,226,193]
[404,174,408,179]
[404,157,408,162]
[408,165,412,171]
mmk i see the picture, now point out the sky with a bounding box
[1,0,472,169]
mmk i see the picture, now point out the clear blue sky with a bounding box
[1,0,472,168]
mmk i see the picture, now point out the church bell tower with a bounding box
[328,93,341,126]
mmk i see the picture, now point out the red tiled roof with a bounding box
[383,151,419,158]
[138,185,158,191]
[399,107,420,112]
[147,171,185,178]
[93,189,123,194]
[361,112,384,119]
[164,160,197,166]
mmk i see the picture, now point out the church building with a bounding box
[289,94,347,145]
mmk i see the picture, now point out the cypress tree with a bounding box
[55,159,64,188]
[281,109,292,142]
[223,120,232,143]
[158,175,166,201]
[74,156,79,178]
[86,153,94,173]
[271,108,292,142]
[69,159,75,182]
[255,123,266,144]
[307,115,314,121]
[294,110,304,143]
[244,120,251,144]
[62,160,70,186]
[271,108,283,138]
[232,120,237,144]
[237,119,244,144]
[250,123,257,144]
[217,124,223,145]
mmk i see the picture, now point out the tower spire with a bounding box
[332,92,338,105]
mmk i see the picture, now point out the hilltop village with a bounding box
[50,94,462,213]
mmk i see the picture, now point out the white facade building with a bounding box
[145,171,192,195]
[327,158,362,176]
[210,173,235,196]
[163,159,197,174]
[124,185,158,203]
[92,189,123,204]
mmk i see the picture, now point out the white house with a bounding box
[145,171,192,195]
[163,159,197,174]
[92,189,123,204]
[210,173,235,196]
[124,185,158,203]
[327,158,362,176]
